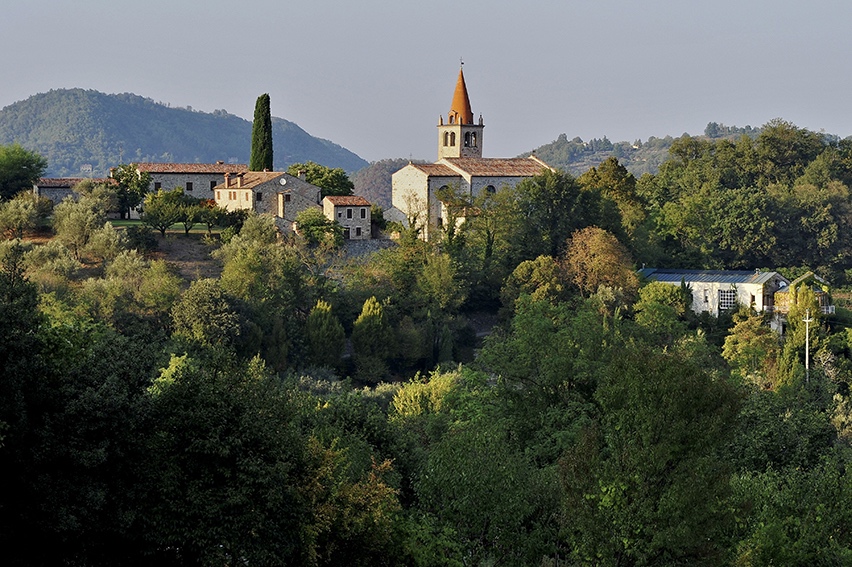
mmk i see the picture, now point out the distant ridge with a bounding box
[0,89,368,177]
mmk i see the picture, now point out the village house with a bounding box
[213,170,325,230]
[390,67,554,240]
[323,195,371,240]
[638,268,791,316]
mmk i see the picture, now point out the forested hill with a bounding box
[0,89,369,177]
[523,122,766,177]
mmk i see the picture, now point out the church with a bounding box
[391,66,553,240]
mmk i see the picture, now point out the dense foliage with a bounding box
[4,119,852,565]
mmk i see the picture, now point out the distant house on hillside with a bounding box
[133,162,248,201]
[323,195,371,240]
[638,268,790,317]
[213,170,324,231]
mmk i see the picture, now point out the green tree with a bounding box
[52,194,109,260]
[171,278,242,349]
[110,163,151,218]
[295,207,343,247]
[0,143,47,201]
[352,296,394,383]
[287,161,354,197]
[723,312,781,387]
[250,93,273,171]
[143,354,311,565]
[561,345,740,565]
[0,191,52,239]
[141,188,184,236]
[306,299,345,369]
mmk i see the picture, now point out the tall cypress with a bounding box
[250,93,273,171]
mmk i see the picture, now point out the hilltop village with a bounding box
[3,67,852,565]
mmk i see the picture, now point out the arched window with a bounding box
[464,132,471,147]
[450,132,456,146]
[471,133,477,147]
[484,185,496,195]
[444,132,450,146]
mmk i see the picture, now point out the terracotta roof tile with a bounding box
[325,195,371,206]
[135,163,248,174]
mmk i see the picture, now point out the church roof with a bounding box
[408,163,460,176]
[449,67,474,125]
[443,157,551,177]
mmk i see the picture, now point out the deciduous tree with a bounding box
[0,143,47,201]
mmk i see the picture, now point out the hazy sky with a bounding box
[5,1,852,163]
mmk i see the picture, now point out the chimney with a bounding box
[216,160,224,165]
[224,173,230,188]
[236,173,243,188]
[298,170,306,181]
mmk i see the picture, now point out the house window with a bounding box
[284,194,291,202]
[355,227,362,237]
[338,211,342,218]
[719,289,737,311]
[186,182,193,192]
[484,185,496,194]
[154,182,161,190]
[216,191,221,200]
[210,180,217,191]
[256,191,263,202]
[361,208,366,219]
[347,208,353,219]
[703,289,709,303]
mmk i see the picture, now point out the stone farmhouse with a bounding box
[135,162,248,201]
[213,170,324,228]
[391,67,554,240]
[323,195,371,240]
[33,177,115,204]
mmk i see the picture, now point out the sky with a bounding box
[5,1,852,163]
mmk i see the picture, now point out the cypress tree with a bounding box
[250,93,273,171]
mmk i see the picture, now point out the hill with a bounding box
[0,89,368,177]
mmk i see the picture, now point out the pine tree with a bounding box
[250,93,273,171]
[306,300,345,369]
[351,296,393,383]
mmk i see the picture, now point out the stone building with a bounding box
[323,195,371,240]
[33,177,115,204]
[135,162,248,201]
[391,67,553,240]
[213,170,323,229]
[638,268,790,316]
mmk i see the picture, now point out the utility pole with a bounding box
[804,308,813,383]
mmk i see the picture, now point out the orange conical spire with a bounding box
[448,67,474,125]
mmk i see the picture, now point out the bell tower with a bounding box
[437,66,484,159]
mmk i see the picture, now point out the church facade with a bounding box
[391,67,553,240]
